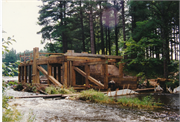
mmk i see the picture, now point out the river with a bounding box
[2,76,180,122]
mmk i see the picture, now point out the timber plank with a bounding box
[49,76,62,87]
[119,63,123,78]
[37,66,62,87]
[47,63,52,84]
[65,52,122,59]
[73,59,102,66]
[28,65,32,83]
[69,61,72,86]
[32,47,39,84]
[37,66,48,76]
[72,65,76,86]
[103,63,108,89]
[85,64,90,87]
[18,66,21,82]
[24,66,27,83]
[64,62,68,87]
[74,67,104,88]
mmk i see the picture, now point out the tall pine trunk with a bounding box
[122,0,127,59]
[108,28,111,55]
[105,27,108,55]
[89,5,95,54]
[100,2,105,54]
[80,1,85,52]
[114,1,118,56]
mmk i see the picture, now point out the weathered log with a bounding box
[74,67,104,88]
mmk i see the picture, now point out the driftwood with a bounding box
[15,94,67,99]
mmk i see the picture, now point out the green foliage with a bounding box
[2,95,22,122]
[27,109,36,122]
[79,89,113,103]
[122,37,164,79]
[14,83,24,91]
[45,85,74,94]
[165,80,179,90]
[8,81,18,86]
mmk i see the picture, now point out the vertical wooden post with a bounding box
[22,66,24,83]
[48,63,52,84]
[18,66,21,82]
[119,62,123,78]
[72,65,76,86]
[54,66,56,79]
[58,66,61,83]
[64,62,68,87]
[24,65,27,83]
[32,47,39,84]
[29,65,32,83]
[103,59,108,89]
[85,64,90,88]
[67,61,70,86]
[69,61,72,86]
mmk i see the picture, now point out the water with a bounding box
[2,76,18,82]
[4,88,179,122]
[3,76,180,121]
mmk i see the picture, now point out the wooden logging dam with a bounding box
[18,47,137,90]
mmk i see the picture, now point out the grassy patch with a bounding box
[45,85,76,94]
[79,89,113,103]
[78,89,162,109]
[117,96,161,109]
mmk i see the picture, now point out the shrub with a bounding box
[14,83,23,91]
[79,89,113,103]
[45,85,73,94]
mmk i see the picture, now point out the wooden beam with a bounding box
[74,67,104,88]
[65,52,123,59]
[37,66,48,76]
[22,66,24,83]
[28,65,32,83]
[15,94,64,99]
[119,62,123,78]
[103,63,108,89]
[63,62,68,87]
[47,63,52,84]
[69,61,72,86]
[72,65,76,86]
[18,66,21,82]
[66,56,96,61]
[85,64,90,87]
[54,66,56,79]
[32,47,39,84]
[49,76,62,87]
[67,61,70,86]
[73,59,102,66]
[37,66,62,87]
[24,65,27,83]
[58,66,61,83]
[39,52,64,55]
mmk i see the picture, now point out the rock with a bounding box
[154,85,163,92]
[173,86,180,93]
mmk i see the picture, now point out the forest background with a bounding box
[2,0,179,81]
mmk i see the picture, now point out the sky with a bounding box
[2,0,46,53]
